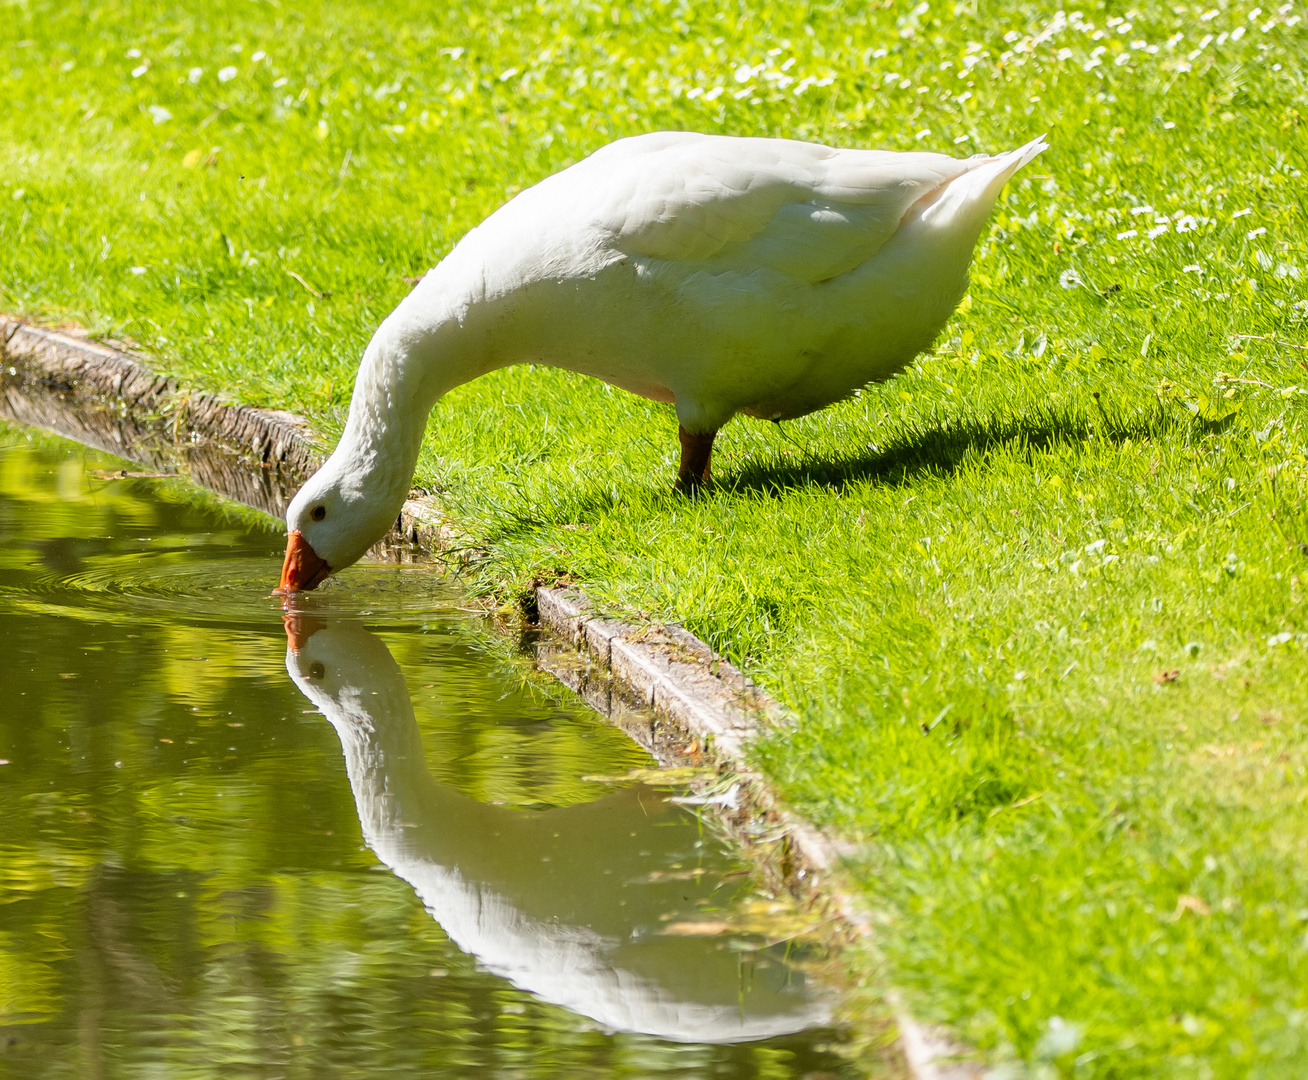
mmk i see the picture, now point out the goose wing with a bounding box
[582,132,977,284]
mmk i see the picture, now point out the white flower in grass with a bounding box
[188,67,203,83]
[1147,224,1168,238]
[1130,205,1154,216]
[1059,269,1083,289]
[1247,227,1267,238]
[1183,264,1203,273]
[1117,228,1138,240]
[131,64,149,78]
[1176,215,1198,232]
[218,66,237,83]
[147,105,172,124]
[129,267,146,276]
[1232,207,1252,218]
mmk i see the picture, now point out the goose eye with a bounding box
[308,662,325,679]
[311,505,326,522]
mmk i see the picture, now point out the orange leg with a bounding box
[676,426,717,491]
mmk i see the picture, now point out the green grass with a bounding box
[3,0,1308,1074]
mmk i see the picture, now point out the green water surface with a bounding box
[0,423,851,1079]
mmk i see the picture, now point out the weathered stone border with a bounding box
[1,317,319,518]
[0,314,984,1080]
[0,316,460,552]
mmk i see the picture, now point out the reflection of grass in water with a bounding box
[3,0,1308,1072]
[0,449,850,1075]
[7,864,850,1076]
[133,471,287,539]
[0,420,281,546]
[388,629,657,809]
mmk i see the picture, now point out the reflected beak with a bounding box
[279,529,332,592]
[282,611,327,654]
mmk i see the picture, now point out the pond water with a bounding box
[0,423,854,1079]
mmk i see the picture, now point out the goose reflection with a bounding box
[283,615,831,1044]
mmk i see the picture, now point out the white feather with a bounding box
[286,131,1047,574]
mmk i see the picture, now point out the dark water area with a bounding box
[0,423,854,1079]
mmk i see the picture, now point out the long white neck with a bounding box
[327,274,496,536]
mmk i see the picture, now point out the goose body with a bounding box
[280,130,1047,589]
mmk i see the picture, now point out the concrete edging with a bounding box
[1,316,319,518]
[1,317,317,472]
[0,316,458,550]
[1,314,985,1080]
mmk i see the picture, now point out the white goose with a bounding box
[280,130,1047,590]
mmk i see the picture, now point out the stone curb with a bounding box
[1,316,465,552]
[1,316,320,479]
[0,314,985,1080]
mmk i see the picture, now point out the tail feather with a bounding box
[920,134,1048,230]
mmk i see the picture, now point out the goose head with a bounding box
[278,324,442,593]
[280,463,353,592]
[279,442,414,591]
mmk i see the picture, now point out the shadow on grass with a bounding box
[718,402,1177,498]
[472,401,1188,543]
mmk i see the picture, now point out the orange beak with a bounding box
[279,529,332,592]
[282,611,327,654]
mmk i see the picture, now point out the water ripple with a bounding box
[4,543,467,629]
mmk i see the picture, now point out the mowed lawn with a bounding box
[3,0,1308,1073]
